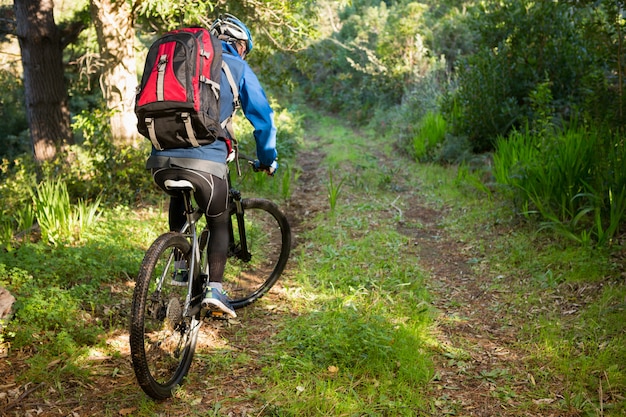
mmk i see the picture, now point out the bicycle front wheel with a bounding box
[130,232,202,400]
[226,198,291,309]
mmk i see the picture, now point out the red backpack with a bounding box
[135,28,225,150]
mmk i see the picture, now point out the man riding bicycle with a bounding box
[146,14,278,318]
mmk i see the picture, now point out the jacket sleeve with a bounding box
[239,64,278,166]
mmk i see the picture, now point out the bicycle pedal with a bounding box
[207,310,228,320]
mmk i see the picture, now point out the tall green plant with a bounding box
[413,111,447,160]
[327,171,346,211]
[30,179,101,245]
[494,125,626,245]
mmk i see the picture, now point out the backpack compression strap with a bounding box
[181,113,201,147]
[145,118,163,150]
[145,113,201,150]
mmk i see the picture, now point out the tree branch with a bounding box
[60,20,87,48]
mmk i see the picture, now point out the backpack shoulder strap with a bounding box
[221,60,240,136]
[222,61,239,108]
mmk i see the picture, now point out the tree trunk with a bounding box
[91,0,138,146]
[14,0,73,162]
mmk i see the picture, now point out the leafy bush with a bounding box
[427,4,477,72]
[293,1,417,121]
[68,107,156,205]
[445,0,605,151]
[0,156,39,246]
[0,106,154,247]
[443,48,522,152]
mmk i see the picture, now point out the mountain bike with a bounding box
[129,161,291,400]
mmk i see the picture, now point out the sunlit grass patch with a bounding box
[264,299,433,415]
[261,176,434,414]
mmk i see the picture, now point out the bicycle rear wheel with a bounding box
[130,232,202,400]
[226,198,291,309]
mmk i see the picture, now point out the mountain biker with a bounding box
[146,14,279,318]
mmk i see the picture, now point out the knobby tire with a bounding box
[226,198,291,309]
[130,232,200,400]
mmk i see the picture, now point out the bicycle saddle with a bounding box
[164,179,195,191]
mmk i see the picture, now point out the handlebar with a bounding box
[230,151,277,175]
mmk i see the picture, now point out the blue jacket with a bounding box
[147,41,278,172]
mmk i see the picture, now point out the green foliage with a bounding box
[287,0,478,133]
[293,1,413,121]
[0,69,29,159]
[412,111,447,160]
[445,0,610,151]
[428,4,477,72]
[271,103,304,162]
[327,171,346,211]
[278,163,300,200]
[12,285,98,346]
[0,105,154,248]
[443,48,521,152]
[62,106,155,205]
[135,0,315,61]
[135,0,218,31]
[30,179,101,245]
[233,100,302,163]
[229,101,303,200]
[493,124,626,245]
[0,156,39,248]
[2,260,101,386]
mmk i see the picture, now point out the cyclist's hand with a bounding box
[252,160,278,176]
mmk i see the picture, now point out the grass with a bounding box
[493,124,626,246]
[0,111,624,416]
[413,111,447,160]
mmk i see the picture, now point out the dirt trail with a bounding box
[281,136,542,416]
[399,202,537,416]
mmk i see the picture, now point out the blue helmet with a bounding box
[210,14,253,55]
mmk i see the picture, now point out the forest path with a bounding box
[276,118,542,416]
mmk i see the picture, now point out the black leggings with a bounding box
[153,168,229,283]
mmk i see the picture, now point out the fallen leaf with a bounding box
[47,359,61,369]
[532,398,554,405]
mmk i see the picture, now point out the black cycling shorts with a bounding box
[152,167,229,218]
